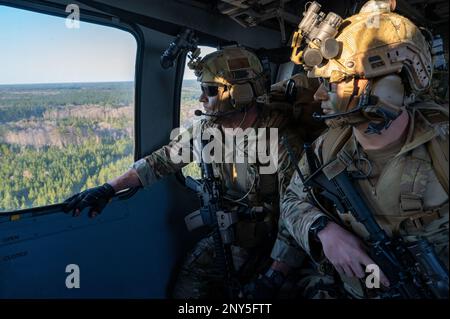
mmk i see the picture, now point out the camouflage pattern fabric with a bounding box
[172,236,238,299]
[281,106,449,298]
[131,106,308,298]
[172,234,275,299]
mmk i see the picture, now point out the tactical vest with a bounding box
[317,102,449,298]
[208,109,297,249]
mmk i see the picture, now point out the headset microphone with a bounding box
[195,109,222,117]
[194,109,241,118]
[312,107,362,121]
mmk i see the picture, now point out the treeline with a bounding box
[0,80,203,212]
[0,82,134,123]
[0,82,137,212]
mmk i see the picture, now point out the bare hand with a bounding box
[317,221,390,287]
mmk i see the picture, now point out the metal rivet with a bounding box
[347,61,355,68]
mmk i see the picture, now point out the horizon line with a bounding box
[0,80,134,86]
[0,79,199,86]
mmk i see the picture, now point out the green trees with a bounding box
[0,137,134,211]
[0,82,135,212]
[0,80,200,212]
[0,82,134,123]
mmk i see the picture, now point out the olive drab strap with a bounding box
[398,145,448,231]
[426,131,449,195]
[424,102,448,195]
[410,101,449,195]
[316,101,448,224]
[320,119,447,231]
[399,147,433,216]
[399,99,449,229]
[320,126,353,164]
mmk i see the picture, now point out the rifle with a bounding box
[184,134,241,299]
[282,137,449,299]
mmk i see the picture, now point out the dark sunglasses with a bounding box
[200,84,220,97]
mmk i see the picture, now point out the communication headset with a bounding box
[225,50,269,109]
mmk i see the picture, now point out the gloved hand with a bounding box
[242,269,286,299]
[63,183,115,218]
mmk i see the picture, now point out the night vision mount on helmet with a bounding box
[189,46,268,111]
[291,1,343,68]
[291,0,434,134]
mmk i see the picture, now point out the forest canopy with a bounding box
[0,80,203,212]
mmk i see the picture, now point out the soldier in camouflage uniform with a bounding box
[64,46,314,298]
[281,0,449,298]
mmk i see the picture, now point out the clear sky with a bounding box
[0,5,217,85]
[0,5,137,85]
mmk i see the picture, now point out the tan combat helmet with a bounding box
[290,0,433,132]
[189,47,267,110]
[294,0,433,92]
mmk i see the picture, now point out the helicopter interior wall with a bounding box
[85,0,283,49]
[0,0,331,299]
[0,2,205,298]
[0,184,195,298]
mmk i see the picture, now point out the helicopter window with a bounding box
[180,46,216,179]
[0,5,137,212]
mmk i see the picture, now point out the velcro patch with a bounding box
[227,57,250,70]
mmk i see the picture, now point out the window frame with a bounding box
[173,45,220,185]
[0,1,144,215]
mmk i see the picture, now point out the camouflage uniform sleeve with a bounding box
[130,123,197,187]
[270,129,307,267]
[281,152,327,262]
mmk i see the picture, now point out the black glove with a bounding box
[242,269,286,299]
[63,183,115,218]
